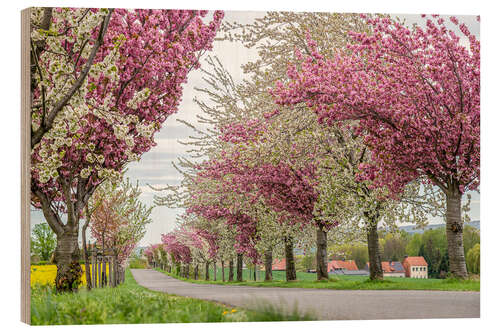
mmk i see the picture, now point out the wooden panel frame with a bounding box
[21,7,31,325]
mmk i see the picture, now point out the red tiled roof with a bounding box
[328,260,342,271]
[403,256,428,267]
[381,261,405,273]
[366,261,405,273]
[272,258,286,270]
[328,260,359,271]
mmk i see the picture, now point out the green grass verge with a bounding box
[31,268,315,325]
[158,268,479,292]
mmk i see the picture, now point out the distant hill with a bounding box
[396,220,480,235]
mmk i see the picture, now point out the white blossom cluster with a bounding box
[126,87,151,110]
[31,9,151,184]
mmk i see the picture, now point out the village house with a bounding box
[328,260,369,276]
[402,256,428,279]
[365,261,406,277]
[271,258,286,271]
[328,259,358,272]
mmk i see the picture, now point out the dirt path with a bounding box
[131,269,479,320]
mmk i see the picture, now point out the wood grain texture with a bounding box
[21,7,31,325]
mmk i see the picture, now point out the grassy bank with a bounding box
[31,269,314,325]
[157,268,480,292]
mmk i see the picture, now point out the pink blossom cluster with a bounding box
[186,202,259,261]
[161,232,192,264]
[188,228,219,259]
[273,15,479,195]
[218,119,265,144]
[90,196,139,265]
[197,154,321,227]
[143,245,154,262]
[32,8,224,211]
[186,152,327,261]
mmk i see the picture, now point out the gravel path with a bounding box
[131,269,480,320]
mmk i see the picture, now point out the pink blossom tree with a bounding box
[183,227,218,280]
[30,7,223,291]
[273,15,479,278]
[143,245,155,265]
[195,149,336,281]
[161,231,193,276]
[185,168,261,281]
[89,178,152,267]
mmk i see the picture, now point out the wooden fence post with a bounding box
[108,253,113,287]
[91,249,96,288]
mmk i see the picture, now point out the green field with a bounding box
[158,268,480,292]
[31,269,314,325]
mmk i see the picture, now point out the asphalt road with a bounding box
[131,269,480,320]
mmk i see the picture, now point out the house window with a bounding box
[423,267,426,271]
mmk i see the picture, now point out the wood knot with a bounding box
[450,222,463,233]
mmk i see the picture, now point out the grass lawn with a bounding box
[31,269,315,325]
[157,268,480,292]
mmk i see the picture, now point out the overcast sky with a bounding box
[30,11,480,247]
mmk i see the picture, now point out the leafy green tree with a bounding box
[416,228,447,278]
[406,233,423,256]
[301,253,316,272]
[423,228,448,254]
[381,232,409,262]
[438,249,449,278]
[418,241,442,278]
[463,225,480,256]
[466,243,480,274]
[350,244,369,269]
[31,223,57,261]
[330,242,369,269]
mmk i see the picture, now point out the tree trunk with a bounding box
[194,264,199,280]
[54,231,83,292]
[228,258,234,281]
[254,265,257,281]
[221,260,225,282]
[213,261,217,281]
[82,214,92,290]
[284,237,296,281]
[265,249,273,281]
[367,221,383,280]
[186,264,190,278]
[236,253,243,282]
[205,261,210,280]
[316,226,329,280]
[446,189,468,278]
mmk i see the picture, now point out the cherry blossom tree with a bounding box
[161,231,194,277]
[184,227,220,280]
[273,14,479,278]
[89,178,152,266]
[143,245,154,266]
[185,170,261,280]
[30,7,224,291]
